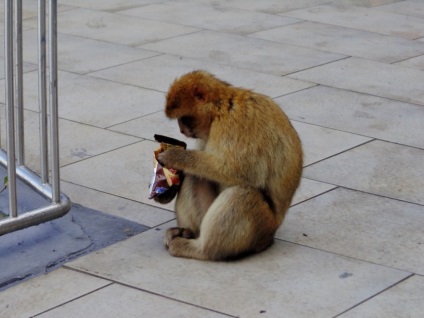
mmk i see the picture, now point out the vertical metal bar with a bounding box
[5,0,18,217]
[14,0,24,166]
[38,0,48,183]
[48,0,60,203]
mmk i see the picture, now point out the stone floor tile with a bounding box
[0,268,110,318]
[119,2,300,35]
[0,108,140,173]
[339,275,424,318]
[250,21,424,63]
[333,0,404,6]
[277,86,424,149]
[61,181,175,226]
[372,0,424,19]
[90,54,315,98]
[282,3,424,39]
[291,178,336,205]
[0,70,165,128]
[17,30,160,74]
[278,188,424,274]
[175,0,331,14]
[303,140,424,205]
[24,8,199,46]
[288,57,424,106]
[0,60,37,80]
[292,121,371,166]
[37,283,229,318]
[108,110,198,149]
[67,225,410,318]
[60,141,163,206]
[395,54,424,71]
[57,0,164,12]
[140,30,346,76]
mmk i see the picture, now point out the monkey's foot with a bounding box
[164,227,194,249]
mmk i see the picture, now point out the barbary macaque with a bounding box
[157,70,303,260]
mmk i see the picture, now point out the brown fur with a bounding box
[158,71,303,261]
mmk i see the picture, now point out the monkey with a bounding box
[156,70,303,261]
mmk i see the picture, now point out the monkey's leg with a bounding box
[166,187,277,261]
[173,175,218,236]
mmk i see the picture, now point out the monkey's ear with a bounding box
[193,86,206,102]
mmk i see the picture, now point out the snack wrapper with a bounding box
[148,134,187,199]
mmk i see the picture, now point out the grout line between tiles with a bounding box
[32,280,115,317]
[332,274,415,318]
[62,266,237,318]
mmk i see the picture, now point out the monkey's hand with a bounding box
[158,147,191,171]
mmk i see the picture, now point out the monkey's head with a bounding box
[165,71,226,140]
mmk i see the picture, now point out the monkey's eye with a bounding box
[180,116,196,129]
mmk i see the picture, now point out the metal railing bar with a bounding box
[14,0,24,166]
[38,0,48,184]
[4,0,18,218]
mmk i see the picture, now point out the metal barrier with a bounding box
[0,0,71,236]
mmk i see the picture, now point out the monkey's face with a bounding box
[165,73,216,140]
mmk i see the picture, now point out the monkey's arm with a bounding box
[158,147,258,187]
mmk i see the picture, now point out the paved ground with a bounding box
[1,0,424,317]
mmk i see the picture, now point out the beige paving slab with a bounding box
[140,30,346,76]
[339,275,424,318]
[175,0,331,14]
[291,178,336,205]
[0,0,73,20]
[90,54,315,98]
[60,141,163,207]
[0,70,165,128]
[0,268,110,318]
[38,283,228,318]
[108,110,198,149]
[67,225,410,318]
[288,57,424,106]
[373,0,424,19]
[119,2,300,35]
[303,140,424,205]
[12,30,160,74]
[333,0,404,6]
[0,108,140,173]
[24,8,200,46]
[292,121,371,166]
[250,21,424,63]
[282,3,424,39]
[57,0,164,12]
[395,54,424,71]
[278,188,424,275]
[277,86,424,149]
[62,181,175,226]
[0,60,37,79]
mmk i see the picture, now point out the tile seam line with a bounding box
[31,281,114,317]
[290,185,338,208]
[276,83,424,109]
[283,55,352,77]
[297,180,424,209]
[331,273,415,318]
[303,138,375,168]
[288,117,424,151]
[62,180,175,216]
[391,52,424,65]
[62,266,237,318]
[59,139,144,169]
[80,52,165,76]
[134,29,204,48]
[274,238,415,277]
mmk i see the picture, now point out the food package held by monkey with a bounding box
[148,134,187,200]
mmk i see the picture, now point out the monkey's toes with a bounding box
[164,227,194,249]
